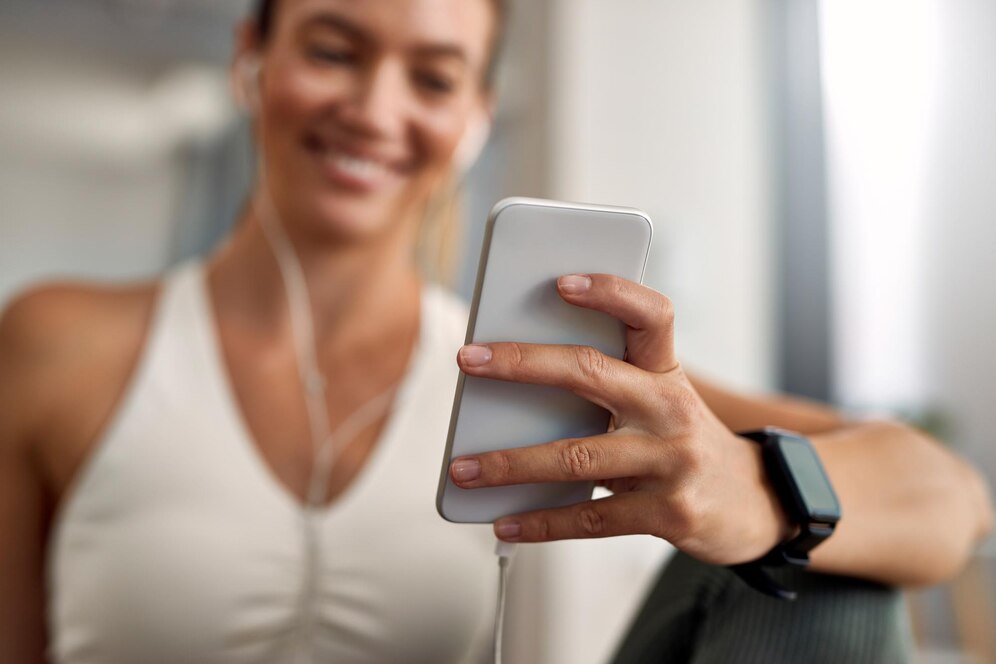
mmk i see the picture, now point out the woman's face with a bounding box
[242,0,494,244]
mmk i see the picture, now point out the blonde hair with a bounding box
[415,176,465,287]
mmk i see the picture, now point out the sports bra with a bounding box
[47,261,497,663]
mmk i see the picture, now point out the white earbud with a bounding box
[453,111,492,176]
[235,54,262,114]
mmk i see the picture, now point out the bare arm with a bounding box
[0,294,53,664]
[690,374,994,586]
[0,282,153,662]
[689,373,844,434]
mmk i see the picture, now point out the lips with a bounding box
[304,134,408,193]
[332,153,387,181]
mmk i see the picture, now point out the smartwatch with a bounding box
[729,427,842,600]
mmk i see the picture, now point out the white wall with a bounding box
[0,17,238,307]
[500,2,776,662]
[549,0,775,392]
[821,0,939,411]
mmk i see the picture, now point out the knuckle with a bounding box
[573,345,609,383]
[654,382,699,429]
[656,294,675,327]
[559,439,598,479]
[608,274,627,298]
[668,491,704,537]
[578,505,606,536]
[506,342,526,370]
[651,377,671,405]
[490,449,515,481]
[648,500,677,540]
[674,437,707,475]
[675,391,701,427]
[536,516,552,541]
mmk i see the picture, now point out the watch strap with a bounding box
[730,428,839,600]
[729,562,798,601]
[764,522,835,566]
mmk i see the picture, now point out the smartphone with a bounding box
[436,197,653,523]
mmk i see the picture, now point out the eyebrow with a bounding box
[303,12,369,41]
[302,11,469,63]
[411,44,468,63]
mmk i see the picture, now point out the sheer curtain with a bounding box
[820,0,996,484]
[821,1,996,656]
[820,0,939,413]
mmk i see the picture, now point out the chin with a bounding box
[303,189,419,244]
[266,151,445,245]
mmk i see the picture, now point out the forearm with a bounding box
[690,372,993,584]
[689,374,844,435]
[807,420,993,586]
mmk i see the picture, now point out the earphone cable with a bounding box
[493,540,517,664]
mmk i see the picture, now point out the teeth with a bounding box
[326,152,386,182]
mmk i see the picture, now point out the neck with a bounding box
[208,202,422,355]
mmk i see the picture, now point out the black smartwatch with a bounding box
[729,427,842,600]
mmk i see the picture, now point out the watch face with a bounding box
[778,435,841,521]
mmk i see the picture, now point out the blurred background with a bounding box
[1,0,993,662]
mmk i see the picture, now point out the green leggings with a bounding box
[610,552,911,664]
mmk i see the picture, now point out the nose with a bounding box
[340,58,412,141]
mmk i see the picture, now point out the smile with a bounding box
[305,136,407,193]
[331,154,386,182]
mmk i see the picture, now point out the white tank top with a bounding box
[47,262,497,664]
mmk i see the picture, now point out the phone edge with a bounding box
[435,197,654,522]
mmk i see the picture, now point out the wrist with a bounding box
[740,435,796,560]
[731,428,842,599]
[740,428,843,563]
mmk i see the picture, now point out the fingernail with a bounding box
[558,274,592,294]
[451,458,481,482]
[495,520,522,540]
[459,344,492,367]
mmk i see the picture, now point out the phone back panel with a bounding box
[437,198,653,523]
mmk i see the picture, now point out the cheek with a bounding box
[258,62,349,142]
[415,110,474,172]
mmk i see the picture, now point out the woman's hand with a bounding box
[449,274,792,565]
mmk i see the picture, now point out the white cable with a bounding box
[255,188,333,507]
[493,540,517,664]
[246,59,409,659]
[307,387,398,506]
[259,186,511,664]
[255,188,400,508]
[254,185,403,663]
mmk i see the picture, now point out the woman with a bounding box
[2,1,505,662]
[0,1,991,663]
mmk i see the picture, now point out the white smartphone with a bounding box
[436,197,653,523]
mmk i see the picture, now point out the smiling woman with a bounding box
[247,0,503,249]
[1,2,992,663]
[0,1,511,663]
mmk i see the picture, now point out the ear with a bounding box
[453,100,495,175]
[231,20,263,112]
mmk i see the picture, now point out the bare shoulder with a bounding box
[0,280,161,661]
[0,278,160,371]
[0,278,161,450]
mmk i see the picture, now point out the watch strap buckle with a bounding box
[729,562,798,601]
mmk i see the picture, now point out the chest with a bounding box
[217,321,418,508]
[51,433,496,664]
[49,314,498,663]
